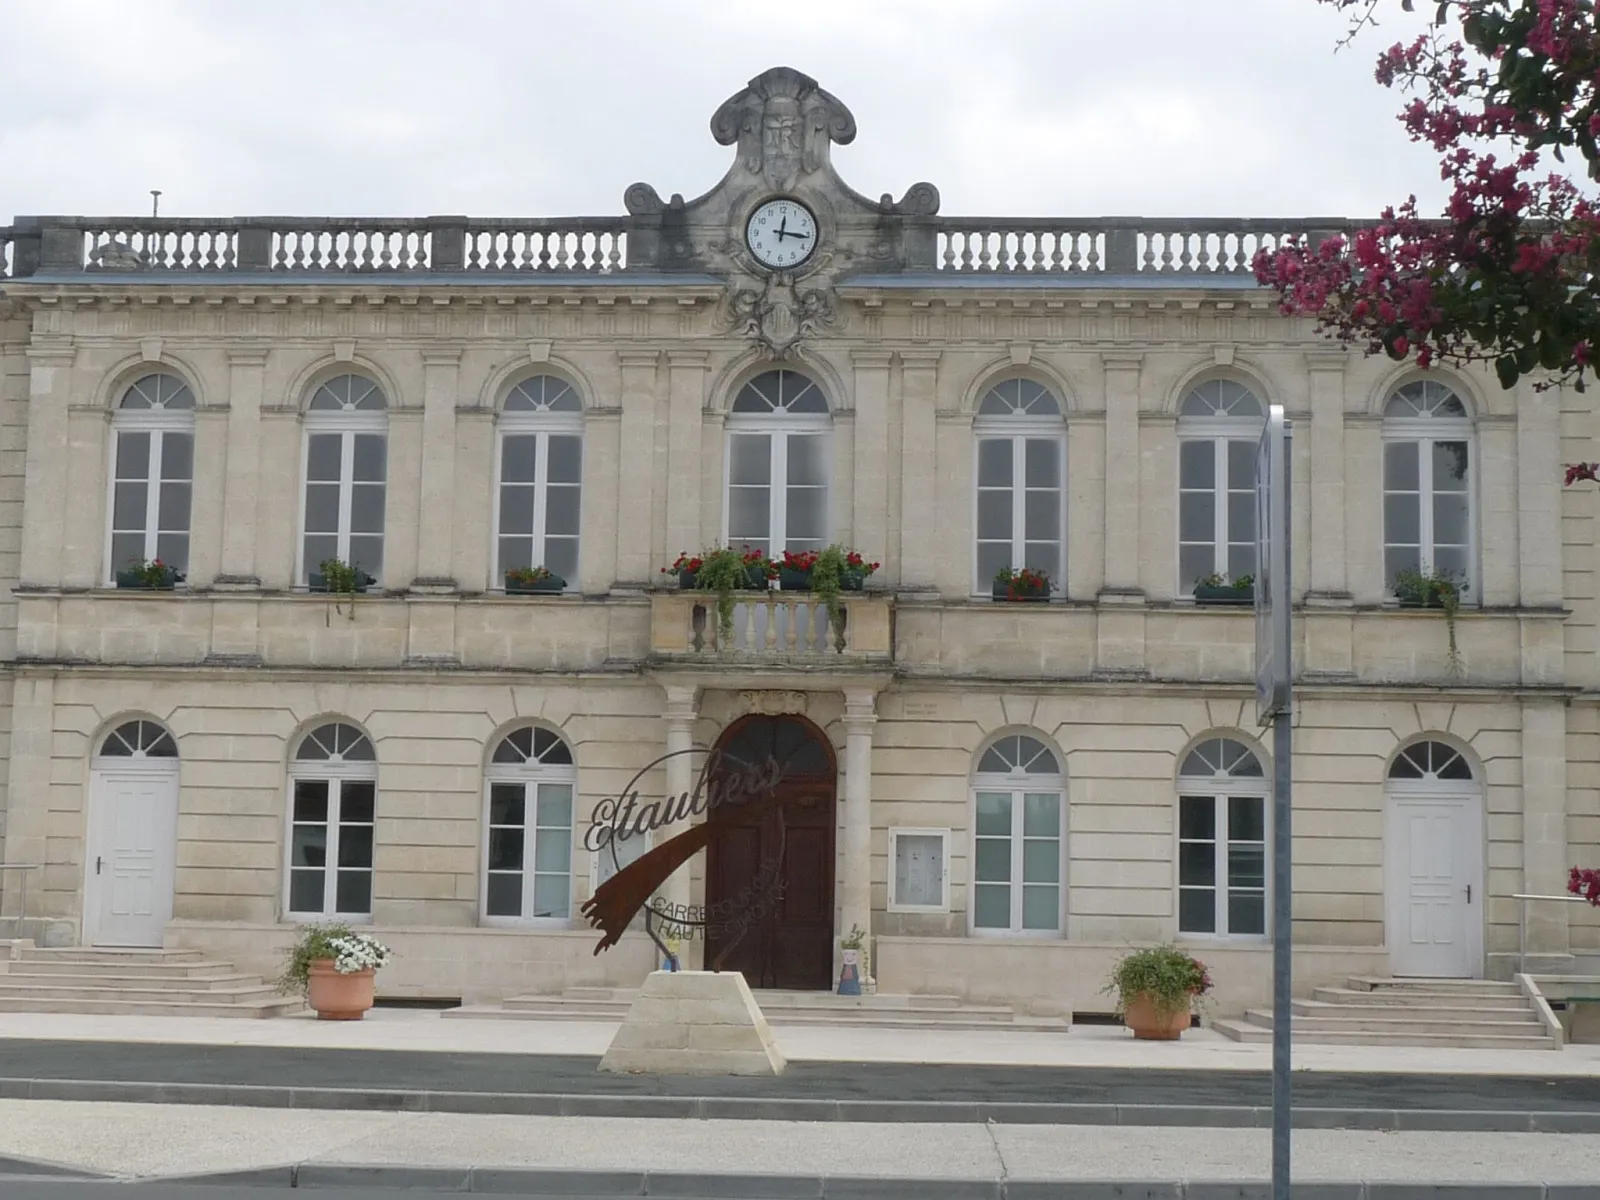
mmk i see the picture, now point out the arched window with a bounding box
[496,375,583,590]
[286,721,376,919]
[97,718,178,759]
[1383,380,1473,599]
[971,733,1064,934]
[974,379,1065,596]
[1388,738,1473,781]
[484,726,577,923]
[1177,736,1268,937]
[107,373,195,582]
[301,373,388,587]
[726,369,830,558]
[1177,379,1264,592]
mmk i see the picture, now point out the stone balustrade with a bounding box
[0,214,1368,278]
[648,591,894,662]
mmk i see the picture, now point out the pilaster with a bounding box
[1344,414,1384,604]
[451,409,494,591]
[413,349,461,588]
[61,405,108,589]
[187,406,229,588]
[582,407,622,594]
[1100,353,1143,600]
[665,351,707,561]
[1066,415,1105,602]
[383,409,422,591]
[841,688,878,985]
[897,351,941,593]
[18,343,75,589]
[1516,390,1563,608]
[1306,352,1351,602]
[616,351,660,587]
[216,349,267,586]
[1479,414,1520,608]
[851,350,892,571]
[1522,699,1571,956]
[1136,413,1176,601]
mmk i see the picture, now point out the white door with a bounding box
[86,768,179,947]
[1386,794,1483,978]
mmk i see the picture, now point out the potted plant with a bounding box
[504,565,566,594]
[838,923,867,997]
[839,550,880,592]
[661,552,704,590]
[993,566,1052,602]
[736,546,776,591]
[778,549,820,591]
[310,557,374,622]
[695,546,760,643]
[277,922,393,1021]
[1104,944,1212,1040]
[115,557,183,590]
[1393,566,1463,674]
[1193,572,1254,605]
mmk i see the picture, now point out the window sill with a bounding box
[285,912,374,926]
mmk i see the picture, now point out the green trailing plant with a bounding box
[1393,566,1463,675]
[122,557,180,588]
[811,544,849,640]
[695,546,754,643]
[840,923,867,950]
[318,557,363,623]
[505,565,555,586]
[1195,572,1253,591]
[1102,943,1213,1020]
[276,921,393,996]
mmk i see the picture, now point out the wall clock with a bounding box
[745,198,818,270]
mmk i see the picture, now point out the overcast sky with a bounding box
[3,0,1447,221]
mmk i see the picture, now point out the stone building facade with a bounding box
[0,66,1595,1017]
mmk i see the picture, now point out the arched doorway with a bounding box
[704,713,837,990]
[85,719,180,947]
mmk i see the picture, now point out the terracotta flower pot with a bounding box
[1123,993,1192,1040]
[306,958,376,1021]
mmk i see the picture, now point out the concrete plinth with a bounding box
[598,970,786,1076]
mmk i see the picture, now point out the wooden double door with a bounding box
[703,714,837,991]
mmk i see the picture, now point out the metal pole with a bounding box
[1272,707,1292,1200]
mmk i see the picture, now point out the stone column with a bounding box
[413,349,460,589]
[897,352,941,593]
[1100,354,1143,600]
[18,343,76,589]
[1066,415,1105,601]
[660,684,698,966]
[841,689,878,985]
[216,349,267,585]
[851,351,893,571]
[665,351,707,561]
[1516,388,1563,609]
[1,674,54,924]
[1478,416,1521,608]
[615,351,659,587]
[1306,352,1351,602]
[581,406,622,594]
[1343,416,1384,604]
[1522,699,1571,961]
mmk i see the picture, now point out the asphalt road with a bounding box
[0,1039,1593,1111]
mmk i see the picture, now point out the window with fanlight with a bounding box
[107,373,195,582]
[725,369,830,558]
[300,374,388,586]
[1177,379,1264,592]
[973,379,1065,595]
[970,733,1065,935]
[1382,380,1474,599]
[285,722,377,920]
[483,726,578,923]
[96,719,178,760]
[1388,739,1474,782]
[1177,736,1268,938]
[496,374,583,590]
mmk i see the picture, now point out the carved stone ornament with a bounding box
[723,272,839,359]
[735,690,809,717]
[711,66,856,192]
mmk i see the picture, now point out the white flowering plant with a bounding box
[277,922,394,995]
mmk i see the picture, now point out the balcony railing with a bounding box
[649,591,892,662]
[0,214,1366,279]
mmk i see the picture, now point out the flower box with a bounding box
[992,581,1049,602]
[744,566,773,590]
[676,571,698,590]
[115,567,181,590]
[779,567,812,591]
[309,571,374,594]
[505,572,566,595]
[1194,584,1254,605]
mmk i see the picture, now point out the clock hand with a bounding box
[775,228,809,240]
[776,216,789,240]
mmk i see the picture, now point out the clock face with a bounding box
[745,198,818,270]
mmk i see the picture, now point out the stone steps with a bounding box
[1214,974,1558,1050]
[0,947,300,1018]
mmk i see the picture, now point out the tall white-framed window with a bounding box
[970,733,1065,935]
[1383,380,1475,599]
[1177,379,1264,592]
[725,369,830,558]
[300,374,388,586]
[973,379,1065,595]
[1177,736,1268,938]
[286,722,377,920]
[495,374,583,590]
[107,373,195,582]
[483,725,577,924]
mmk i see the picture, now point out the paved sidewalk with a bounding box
[2,1007,1598,1075]
[2,1099,1600,1188]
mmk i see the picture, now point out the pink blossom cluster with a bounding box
[1570,865,1600,906]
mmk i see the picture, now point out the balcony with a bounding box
[648,591,893,664]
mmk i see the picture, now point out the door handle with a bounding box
[95,856,103,875]
[1465,883,1472,903]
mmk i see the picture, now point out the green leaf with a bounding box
[1495,354,1521,389]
